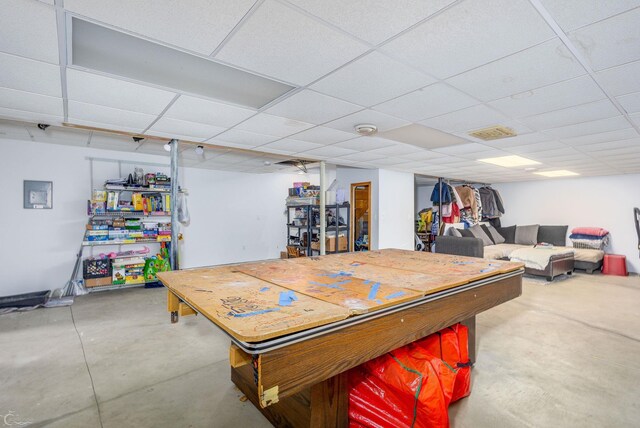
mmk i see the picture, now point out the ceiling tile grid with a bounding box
[0,53,62,97]
[1,0,59,64]
[265,90,363,125]
[215,0,370,85]
[164,95,256,128]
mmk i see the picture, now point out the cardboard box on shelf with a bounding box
[84,277,112,288]
[311,234,348,252]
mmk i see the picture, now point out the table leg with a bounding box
[167,290,179,324]
[461,316,476,365]
[309,372,349,428]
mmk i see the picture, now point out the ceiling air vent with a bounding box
[468,126,516,141]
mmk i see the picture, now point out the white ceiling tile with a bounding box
[0,87,62,117]
[397,150,448,161]
[337,151,388,162]
[447,39,586,102]
[299,145,358,160]
[578,138,640,153]
[333,136,396,151]
[266,90,362,125]
[251,145,295,156]
[65,0,256,55]
[630,112,640,127]
[324,109,410,134]
[1,0,58,63]
[288,126,356,145]
[420,104,509,133]
[88,133,143,151]
[617,92,640,114]
[561,128,639,146]
[432,143,493,156]
[596,60,640,96]
[507,141,567,154]
[381,0,555,79]
[147,117,226,141]
[520,99,620,130]
[215,1,369,85]
[210,129,278,148]
[66,69,176,115]
[0,107,62,125]
[541,115,632,138]
[0,53,61,97]
[488,75,605,118]
[569,8,640,71]
[527,147,582,160]
[235,113,314,138]
[257,138,323,153]
[311,51,435,106]
[374,83,478,122]
[365,157,411,168]
[539,0,640,32]
[68,101,156,133]
[288,0,455,44]
[164,95,255,128]
[366,143,425,157]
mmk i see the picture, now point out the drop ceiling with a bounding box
[0,0,639,182]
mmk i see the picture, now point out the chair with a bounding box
[634,207,640,257]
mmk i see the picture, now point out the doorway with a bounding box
[351,182,371,251]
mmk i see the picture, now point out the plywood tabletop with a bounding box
[158,249,524,343]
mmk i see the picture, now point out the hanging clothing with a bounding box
[479,187,499,219]
[473,188,483,222]
[430,182,451,204]
[442,203,460,224]
[489,188,505,214]
[450,185,464,209]
[455,186,476,211]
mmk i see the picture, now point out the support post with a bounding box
[170,139,180,271]
[319,161,326,256]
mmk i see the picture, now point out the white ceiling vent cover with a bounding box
[468,125,517,141]
[71,18,294,109]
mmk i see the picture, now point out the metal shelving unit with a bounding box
[286,203,350,256]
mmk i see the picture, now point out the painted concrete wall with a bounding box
[494,174,640,273]
[0,138,314,297]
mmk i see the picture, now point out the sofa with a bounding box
[437,224,605,275]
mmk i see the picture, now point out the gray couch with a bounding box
[436,224,605,274]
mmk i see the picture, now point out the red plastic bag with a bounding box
[349,323,472,427]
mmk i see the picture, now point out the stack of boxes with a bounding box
[85,218,171,244]
[112,256,146,285]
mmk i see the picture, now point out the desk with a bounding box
[158,249,523,427]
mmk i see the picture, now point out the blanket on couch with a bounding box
[509,247,575,270]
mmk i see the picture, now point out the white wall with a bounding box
[378,169,414,250]
[494,174,640,273]
[335,167,379,249]
[415,185,432,215]
[0,138,315,297]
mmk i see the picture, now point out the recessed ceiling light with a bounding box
[523,167,538,171]
[534,170,579,177]
[71,18,294,109]
[478,155,540,168]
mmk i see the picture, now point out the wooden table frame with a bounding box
[167,269,522,427]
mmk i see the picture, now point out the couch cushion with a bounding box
[480,225,495,244]
[483,244,530,260]
[448,227,462,237]
[469,224,494,246]
[484,223,506,245]
[537,225,568,246]
[497,225,516,244]
[515,224,539,245]
[458,228,474,238]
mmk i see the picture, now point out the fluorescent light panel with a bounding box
[477,155,540,167]
[71,18,294,109]
[534,170,579,177]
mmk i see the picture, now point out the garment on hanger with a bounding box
[479,187,499,218]
[489,188,505,214]
[450,185,463,209]
[473,187,483,222]
[430,182,451,204]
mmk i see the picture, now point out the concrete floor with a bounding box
[1,272,639,428]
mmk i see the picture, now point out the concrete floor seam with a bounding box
[69,305,105,428]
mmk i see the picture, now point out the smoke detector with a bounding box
[355,124,378,136]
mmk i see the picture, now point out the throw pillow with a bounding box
[480,224,496,244]
[497,225,516,244]
[458,228,474,238]
[515,224,540,245]
[469,224,494,246]
[485,223,506,245]
[538,225,568,246]
[448,227,463,237]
